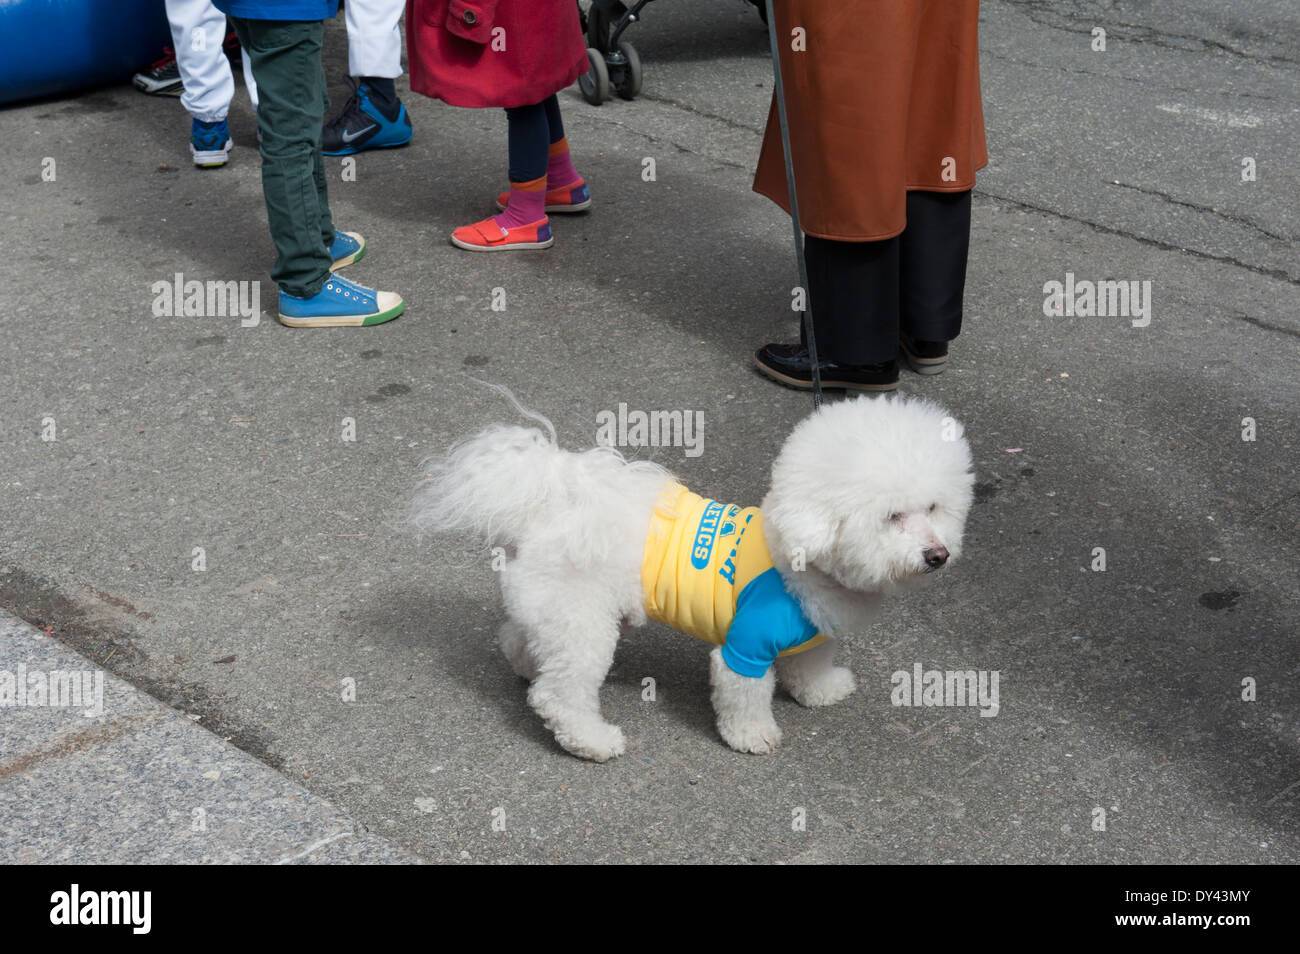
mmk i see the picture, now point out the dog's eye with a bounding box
[888,512,903,523]
[928,503,938,513]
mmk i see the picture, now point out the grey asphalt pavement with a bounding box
[1,0,1296,863]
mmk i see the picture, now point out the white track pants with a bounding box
[344,0,405,78]
[166,0,258,122]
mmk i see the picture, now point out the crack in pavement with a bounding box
[1109,180,1296,244]
[1234,312,1300,340]
[573,109,756,173]
[0,566,287,772]
[981,48,1289,104]
[977,188,1300,289]
[635,91,768,137]
[1243,489,1300,527]
[995,0,1300,68]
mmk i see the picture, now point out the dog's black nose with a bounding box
[924,547,949,568]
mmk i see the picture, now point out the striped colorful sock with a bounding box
[494,175,547,229]
[546,137,581,189]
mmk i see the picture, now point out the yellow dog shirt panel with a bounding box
[641,483,826,677]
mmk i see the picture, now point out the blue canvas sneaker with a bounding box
[329,230,366,271]
[278,274,404,328]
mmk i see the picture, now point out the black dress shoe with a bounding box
[754,343,899,391]
[899,334,949,375]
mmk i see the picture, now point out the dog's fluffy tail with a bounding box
[409,422,570,546]
[410,387,673,554]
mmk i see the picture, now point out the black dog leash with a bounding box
[765,0,823,409]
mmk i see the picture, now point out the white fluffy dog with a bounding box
[411,393,974,761]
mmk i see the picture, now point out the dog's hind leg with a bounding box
[709,648,782,754]
[776,640,857,707]
[497,618,538,681]
[526,611,625,763]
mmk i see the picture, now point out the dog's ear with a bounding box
[763,500,841,570]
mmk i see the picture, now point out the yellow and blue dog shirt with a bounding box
[641,483,827,677]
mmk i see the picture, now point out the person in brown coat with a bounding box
[752,0,987,391]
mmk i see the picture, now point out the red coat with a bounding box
[405,0,588,109]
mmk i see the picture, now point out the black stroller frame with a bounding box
[577,0,768,105]
[577,0,653,104]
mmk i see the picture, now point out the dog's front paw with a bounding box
[718,716,783,755]
[789,666,857,708]
[556,721,626,763]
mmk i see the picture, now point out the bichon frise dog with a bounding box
[411,392,974,761]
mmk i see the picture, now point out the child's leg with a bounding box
[167,0,237,166]
[542,94,582,189]
[167,0,235,124]
[232,18,332,299]
[451,99,561,250]
[344,0,404,90]
[492,94,589,216]
[313,85,335,252]
[322,0,413,157]
[496,101,550,229]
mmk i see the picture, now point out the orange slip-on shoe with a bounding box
[450,217,554,252]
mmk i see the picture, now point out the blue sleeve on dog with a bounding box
[720,568,820,677]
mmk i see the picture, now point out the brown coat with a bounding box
[753,0,988,241]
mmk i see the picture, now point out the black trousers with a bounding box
[803,189,972,365]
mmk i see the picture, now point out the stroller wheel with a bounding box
[614,41,642,100]
[579,48,610,105]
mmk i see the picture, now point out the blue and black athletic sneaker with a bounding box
[191,118,232,168]
[321,80,413,156]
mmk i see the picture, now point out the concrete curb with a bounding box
[0,611,416,864]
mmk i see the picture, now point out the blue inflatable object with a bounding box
[0,0,172,106]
